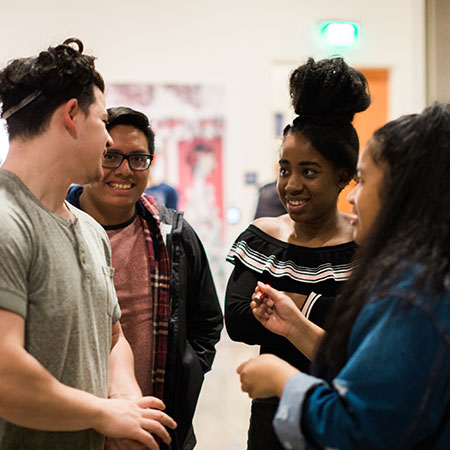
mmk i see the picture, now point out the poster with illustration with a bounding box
[106,84,226,289]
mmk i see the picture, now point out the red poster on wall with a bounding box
[179,136,223,219]
[106,84,226,288]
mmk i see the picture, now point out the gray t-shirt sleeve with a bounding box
[0,212,32,318]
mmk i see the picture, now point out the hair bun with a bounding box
[289,57,370,124]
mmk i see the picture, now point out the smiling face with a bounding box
[82,124,151,224]
[277,133,346,224]
[347,139,385,244]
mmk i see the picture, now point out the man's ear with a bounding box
[61,99,80,137]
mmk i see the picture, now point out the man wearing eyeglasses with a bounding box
[66,106,223,450]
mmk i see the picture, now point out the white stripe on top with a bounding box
[227,240,355,284]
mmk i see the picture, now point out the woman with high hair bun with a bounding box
[238,102,450,450]
[225,57,370,449]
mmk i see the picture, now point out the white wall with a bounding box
[0,0,426,255]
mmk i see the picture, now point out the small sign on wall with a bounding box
[275,112,284,137]
[244,171,258,185]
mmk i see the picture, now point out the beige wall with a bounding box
[0,0,426,256]
[426,0,450,103]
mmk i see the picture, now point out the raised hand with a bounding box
[251,282,325,360]
[251,282,304,339]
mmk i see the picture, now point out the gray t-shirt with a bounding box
[0,169,121,449]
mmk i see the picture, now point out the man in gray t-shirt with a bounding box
[0,39,175,450]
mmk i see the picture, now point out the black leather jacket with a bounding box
[67,187,223,450]
[137,200,223,450]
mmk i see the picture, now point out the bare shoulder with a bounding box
[252,215,289,240]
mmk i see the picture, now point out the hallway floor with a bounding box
[193,331,259,450]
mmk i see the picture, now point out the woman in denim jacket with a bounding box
[237,103,450,449]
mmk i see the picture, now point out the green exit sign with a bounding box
[320,21,360,48]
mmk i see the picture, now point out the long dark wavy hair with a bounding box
[315,102,450,375]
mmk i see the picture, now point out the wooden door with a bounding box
[338,68,389,213]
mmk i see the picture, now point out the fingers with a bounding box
[253,291,263,302]
[257,282,294,306]
[251,304,270,322]
[140,418,173,445]
[135,397,177,429]
[133,430,159,450]
[137,396,166,410]
[133,399,177,447]
[237,360,259,398]
[257,281,279,298]
[255,282,281,305]
[237,366,249,394]
[143,408,177,430]
[252,284,276,316]
[236,357,252,374]
[240,378,252,397]
[251,290,264,306]
[265,299,274,308]
[251,298,273,320]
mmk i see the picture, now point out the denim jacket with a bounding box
[273,270,450,450]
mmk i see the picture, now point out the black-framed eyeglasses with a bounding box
[103,151,153,171]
